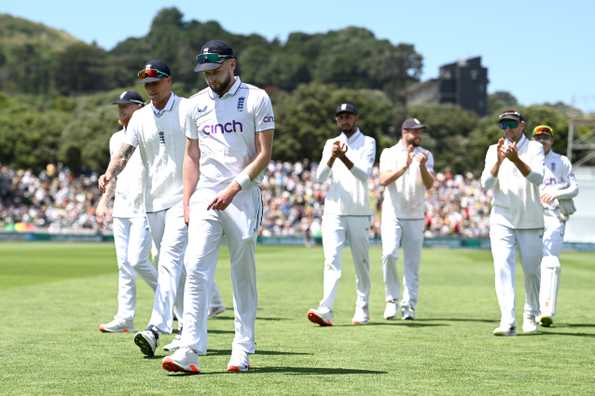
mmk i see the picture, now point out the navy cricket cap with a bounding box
[401,118,425,130]
[194,40,235,72]
[335,102,358,116]
[112,90,144,105]
[498,109,525,123]
[137,60,171,84]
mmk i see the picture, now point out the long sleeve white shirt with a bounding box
[481,134,545,229]
[316,129,376,216]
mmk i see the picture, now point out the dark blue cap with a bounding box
[112,90,144,105]
[335,102,358,116]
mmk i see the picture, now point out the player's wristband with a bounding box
[234,171,251,190]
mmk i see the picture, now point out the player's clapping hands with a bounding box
[331,141,348,158]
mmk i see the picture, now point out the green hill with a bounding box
[0,13,80,52]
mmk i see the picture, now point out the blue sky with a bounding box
[2,0,594,112]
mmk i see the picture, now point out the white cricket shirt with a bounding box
[185,77,275,201]
[316,129,376,216]
[541,150,579,217]
[109,129,145,218]
[380,141,434,220]
[481,134,545,229]
[124,93,188,212]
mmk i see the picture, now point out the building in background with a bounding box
[407,56,488,116]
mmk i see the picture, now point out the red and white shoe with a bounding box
[162,347,200,374]
[227,350,250,373]
[307,308,333,326]
[99,318,133,333]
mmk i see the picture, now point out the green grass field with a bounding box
[1,243,595,395]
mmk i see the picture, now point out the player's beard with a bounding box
[209,74,234,97]
[406,136,420,147]
[339,126,356,137]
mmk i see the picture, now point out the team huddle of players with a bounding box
[96,39,579,375]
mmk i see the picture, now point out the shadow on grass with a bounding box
[167,366,387,376]
[332,322,448,328]
[208,329,234,334]
[206,349,313,356]
[144,354,166,359]
[540,330,595,338]
[556,323,595,328]
[212,316,287,321]
[415,318,496,324]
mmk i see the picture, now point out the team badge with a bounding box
[237,97,245,112]
[159,131,166,144]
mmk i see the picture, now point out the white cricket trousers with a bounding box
[318,215,371,314]
[146,201,188,334]
[489,223,542,327]
[112,216,157,322]
[539,214,565,317]
[182,187,262,355]
[381,217,424,309]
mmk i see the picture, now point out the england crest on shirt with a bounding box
[237,97,245,112]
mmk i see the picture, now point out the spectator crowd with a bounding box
[0,161,492,238]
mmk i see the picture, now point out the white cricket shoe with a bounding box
[208,305,226,318]
[538,315,553,327]
[522,314,539,334]
[134,329,159,357]
[227,349,250,372]
[307,308,333,326]
[162,347,200,374]
[99,318,133,333]
[401,306,416,320]
[493,325,516,336]
[352,306,369,325]
[163,334,182,353]
[384,301,398,320]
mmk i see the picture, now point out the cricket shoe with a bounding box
[538,315,553,327]
[163,334,182,353]
[227,350,250,372]
[208,305,226,318]
[134,329,159,357]
[307,308,333,326]
[99,318,133,333]
[384,301,398,320]
[352,306,369,325]
[401,306,416,320]
[522,314,539,334]
[492,325,516,336]
[162,347,200,374]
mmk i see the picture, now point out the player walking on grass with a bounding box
[306,102,376,326]
[97,90,158,333]
[161,40,274,374]
[379,118,434,321]
[532,125,579,327]
[481,110,544,336]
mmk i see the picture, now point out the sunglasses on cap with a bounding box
[137,68,169,80]
[534,134,553,142]
[534,126,553,135]
[499,119,519,130]
[195,52,232,65]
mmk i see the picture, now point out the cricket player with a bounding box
[379,118,434,321]
[481,110,545,336]
[97,90,158,333]
[99,60,191,357]
[161,40,274,374]
[306,102,376,326]
[532,125,579,327]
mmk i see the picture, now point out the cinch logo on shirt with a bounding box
[202,120,244,135]
[263,115,274,123]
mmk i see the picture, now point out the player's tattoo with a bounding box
[107,144,136,178]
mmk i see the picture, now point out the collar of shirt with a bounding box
[505,133,527,149]
[339,129,362,144]
[150,92,177,117]
[208,77,242,100]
